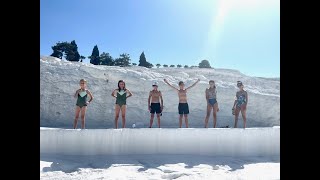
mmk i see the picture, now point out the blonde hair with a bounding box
[79,79,87,83]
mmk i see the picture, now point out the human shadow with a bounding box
[40,154,279,174]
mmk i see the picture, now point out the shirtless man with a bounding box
[164,78,200,128]
[148,81,163,128]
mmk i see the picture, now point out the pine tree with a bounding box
[50,41,66,59]
[89,45,100,65]
[114,53,131,66]
[100,52,114,65]
[65,40,80,61]
[51,45,63,59]
[138,51,147,67]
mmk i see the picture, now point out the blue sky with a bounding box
[40,0,279,77]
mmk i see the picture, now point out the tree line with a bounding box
[50,40,212,68]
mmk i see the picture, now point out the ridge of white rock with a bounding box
[40,127,280,156]
[40,56,280,128]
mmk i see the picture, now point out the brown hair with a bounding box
[178,81,184,86]
[118,80,126,91]
[209,80,216,88]
[79,79,87,83]
[237,81,243,87]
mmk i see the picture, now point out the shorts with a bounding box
[178,103,189,114]
[150,103,162,114]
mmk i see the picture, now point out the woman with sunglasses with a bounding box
[148,81,163,128]
[232,81,248,128]
[204,80,219,128]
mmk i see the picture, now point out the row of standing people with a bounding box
[73,79,248,129]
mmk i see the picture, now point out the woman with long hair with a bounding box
[111,80,133,128]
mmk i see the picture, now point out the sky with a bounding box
[40,0,279,77]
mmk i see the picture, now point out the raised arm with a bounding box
[126,89,133,98]
[163,79,179,91]
[86,90,94,104]
[185,78,200,90]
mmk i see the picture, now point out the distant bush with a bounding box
[198,60,211,68]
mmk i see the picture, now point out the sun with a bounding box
[200,0,264,62]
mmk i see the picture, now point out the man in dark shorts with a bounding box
[148,81,163,128]
[164,78,200,128]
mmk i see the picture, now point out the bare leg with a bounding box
[121,105,126,128]
[114,105,120,129]
[184,114,188,128]
[80,106,87,129]
[204,104,212,128]
[213,103,218,128]
[157,113,161,128]
[234,107,241,128]
[149,114,154,128]
[179,115,183,128]
[73,106,81,129]
[241,106,247,129]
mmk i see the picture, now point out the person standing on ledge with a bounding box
[73,79,94,129]
[204,80,219,128]
[111,80,133,129]
[232,81,248,128]
[163,78,200,128]
[148,81,163,128]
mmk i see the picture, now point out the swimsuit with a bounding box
[207,88,217,106]
[178,90,189,114]
[236,91,247,108]
[178,103,189,114]
[76,90,87,108]
[208,98,217,106]
[116,90,127,107]
[150,103,162,114]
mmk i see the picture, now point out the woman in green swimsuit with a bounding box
[73,79,94,129]
[111,80,133,128]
